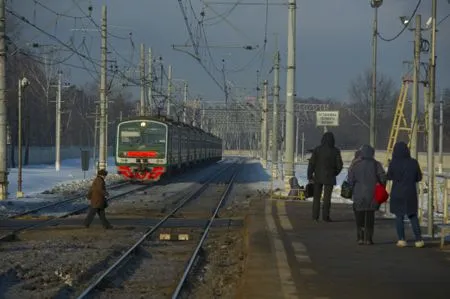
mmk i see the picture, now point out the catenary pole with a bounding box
[98,5,108,171]
[271,50,280,178]
[284,0,297,190]
[0,0,8,200]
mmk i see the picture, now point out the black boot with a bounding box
[365,228,374,245]
[357,228,364,245]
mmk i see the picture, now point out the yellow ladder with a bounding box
[385,79,411,167]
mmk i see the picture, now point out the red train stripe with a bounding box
[125,151,158,158]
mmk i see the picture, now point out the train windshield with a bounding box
[118,121,166,156]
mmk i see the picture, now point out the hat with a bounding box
[97,169,108,176]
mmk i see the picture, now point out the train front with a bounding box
[115,120,168,182]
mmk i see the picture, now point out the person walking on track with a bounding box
[347,144,386,245]
[387,141,424,248]
[84,169,113,229]
[307,131,343,222]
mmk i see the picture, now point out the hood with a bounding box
[321,132,335,147]
[354,149,362,159]
[392,141,410,159]
[360,144,375,159]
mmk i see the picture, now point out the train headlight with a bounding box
[140,122,146,127]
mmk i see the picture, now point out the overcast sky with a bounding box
[8,0,450,104]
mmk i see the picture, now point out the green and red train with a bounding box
[115,116,222,182]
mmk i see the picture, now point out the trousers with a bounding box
[312,183,333,220]
[354,210,375,242]
[395,213,422,241]
[84,207,112,229]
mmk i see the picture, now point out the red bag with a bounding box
[373,161,389,204]
[374,183,389,204]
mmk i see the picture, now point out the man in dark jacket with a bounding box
[84,169,113,229]
[307,132,343,222]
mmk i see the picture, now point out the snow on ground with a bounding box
[0,157,123,216]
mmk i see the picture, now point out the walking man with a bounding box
[84,169,113,229]
[307,132,343,222]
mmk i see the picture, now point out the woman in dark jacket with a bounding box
[348,149,362,174]
[348,144,386,245]
[387,141,424,248]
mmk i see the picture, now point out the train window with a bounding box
[118,122,167,151]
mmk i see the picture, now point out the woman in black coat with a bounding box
[348,144,386,245]
[387,141,424,248]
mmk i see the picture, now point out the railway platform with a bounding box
[238,199,450,299]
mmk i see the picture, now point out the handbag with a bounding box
[304,183,314,198]
[373,161,389,204]
[340,179,353,199]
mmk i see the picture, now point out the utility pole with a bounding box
[166,65,172,118]
[55,71,62,171]
[0,0,7,200]
[271,50,280,179]
[369,0,382,148]
[284,0,297,190]
[183,81,188,123]
[256,70,260,157]
[92,105,99,165]
[148,47,153,115]
[295,116,299,163]
[98,5,108,171]
[426,0,437,237]
[411,14,421,160]
[262,80,268,168]
[301,132,305,162]
[438,91,444,174]
[17,79,24,198]
[140,43,146,116]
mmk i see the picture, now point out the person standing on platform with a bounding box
[347,144,386,245]
[348,149,362,174]
[84,169,113,229]
[307,132,343,222]
[386,141,424,248]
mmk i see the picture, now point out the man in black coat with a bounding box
[307,132,343,222]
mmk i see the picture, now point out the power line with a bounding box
[6,7,141,89]
[377,0,422,42]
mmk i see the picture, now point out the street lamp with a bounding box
[17,76,29,198]
[369,0,383,149]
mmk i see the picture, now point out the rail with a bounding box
[171,163,240,298]
[75,159,241,299]
[0,183,150,242]
[7,181,130,219]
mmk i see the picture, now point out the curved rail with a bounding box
[172,164,240,298]
[75,161,240,299]
[0,183,150,242]
[8,181,131,219]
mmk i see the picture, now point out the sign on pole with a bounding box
[316,111,339,127]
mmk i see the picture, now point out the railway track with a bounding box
[6,181,131,220]
[74,159,243,299]
[0,183,151,242]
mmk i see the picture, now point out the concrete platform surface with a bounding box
[238,199,450,299]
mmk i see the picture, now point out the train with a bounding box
[115,116,223,182]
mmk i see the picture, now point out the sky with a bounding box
[7,0,450,104]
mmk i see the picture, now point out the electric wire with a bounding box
[377,0,422,42]
[6,7,140,88]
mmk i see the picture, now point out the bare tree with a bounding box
[348,69,398,149]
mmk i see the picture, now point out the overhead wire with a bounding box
[377,0,422,42]
[9,0,88,55]
[6,7,141,88]
[70,0,138,71]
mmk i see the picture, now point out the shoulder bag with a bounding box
[373,161,389,204]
